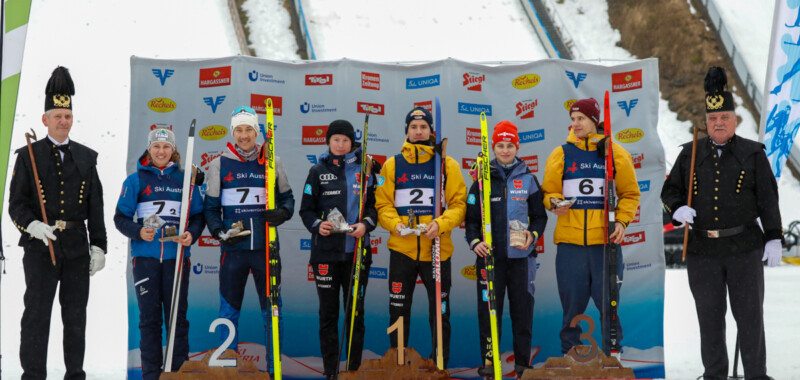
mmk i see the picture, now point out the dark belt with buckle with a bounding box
[694,223,752,238]
[52,220,85,231]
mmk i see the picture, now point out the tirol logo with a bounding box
[458,102,492,116]
[616,128,644,143]
[305,74,333,86]
[251,94,283,115]
[200,151,222,170]
[521,155,538,172]
[318,264,329,276]
[203,96,225,113]
[199,125,228,141]
[302,125,328,145]
[519,129,545,143]
[148,97,177,113]
[199,66,232,88]
[516,99,538,119]
[536,237,544,254]
[463,72,486,91]
[512,73,540,89]
[357,101,384,115]
[198,235,220,247]
[413,100,433,112]
[300,239,312,250]
[361,71,380,90]
[612,69,643,92]
[466,128,481,146]
[617,99,639,117]
[565,71,587,88]
[633,206,641,224]
[406,74,440,89]
[564,99,578,111]
[632,153,644,169]
[461,265,477,280]
[621,231,646,246]
[462,157,476,169]
[513,180,523,189]
[391,282,403,293]
[152,69,174,86]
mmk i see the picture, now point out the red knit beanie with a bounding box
[492,120,519,149]
[570,98,601,126]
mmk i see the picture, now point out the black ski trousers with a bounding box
[21,250,90,380]
[312,259,370,374]
[387,251,451,368]
[687,248,769,380]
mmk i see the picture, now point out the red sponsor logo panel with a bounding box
[463,72,486,91]
[515,99,538,119]
[318,264,329,275]
[513,180,523,189]
[198,235,220,247]
[250,94,283,115]
[302,125,328,145]
[414,100,433,112]
[466,128,481,146]
[357,101,384,115]
[632,153,644,169]
[307,265,314,281]
[521,155,539,172]
[305,74,333,86]
[371,236,382,254]
[536,238,544,255]
[199,66,232,88]
[612,69,643,92]
[480,269,487,280]
[632,206,641,224]
[371,154,387,165]
[462,157,476,169]
[391,282,402,293]
[621,231,646,246]
[361,72,380,90]
[200,151,223,171]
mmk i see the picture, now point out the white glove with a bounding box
[89,245,106,276]
[27,221,57,246]
[672,205,696,227]
[762,239,782,267]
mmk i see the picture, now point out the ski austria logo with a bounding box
[638,180,651,192]
[152,69,174,86]
[516,99,538,119]
[458,102,492,116]
[462,157,476,169]
[463,72,486,91]
[198,235,220,247]
[521,155,538,172]
[617,99,639,117]
[300,239,312,250]
[616,128,644,143]
[565,71,587,88]
[414,100,433,112]
[147,98,176,113]
[199,125,228,141]
[406,74,440,89]
[304,184,312,195]
[305,74,333,86]
[512,73,540,89]
[564,99,578,111]
[199,66,231,88]
[357,101,384,115]
[621,231,646,246]
[362,71,380,90]
[369,267,388,279]
[612,69,643,92]
[203,96,226,113]
[466,128,481,146]
[461,265,478,281]
[251,94,283,115]
[302,126,328,145]
[519,129,545,143]
[467,194,476,205]
[632,153,644,169]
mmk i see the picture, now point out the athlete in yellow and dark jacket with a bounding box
[541,98,640,354]
[375,106,466,368]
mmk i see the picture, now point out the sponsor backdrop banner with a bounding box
[127,56,665,379]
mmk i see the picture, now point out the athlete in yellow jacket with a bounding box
[375,106,466,367]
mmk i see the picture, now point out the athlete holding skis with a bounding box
[465,121,547,378]
[114,128,205,379]
[375,106,466,368]
[203,106,294,375]
[299,120,380,379]
[541,98,639,355]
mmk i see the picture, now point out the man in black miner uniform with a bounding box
[8,66,107,380]
[661,66,781,380]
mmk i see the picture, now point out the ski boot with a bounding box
[515,364,532,380]
[477,366,495,379]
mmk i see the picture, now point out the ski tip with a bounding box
[480,112,486,121]
[189,119,196,135]
[266,98,273,107]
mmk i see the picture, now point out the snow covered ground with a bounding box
[2,0,799,378]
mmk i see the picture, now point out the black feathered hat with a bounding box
[44,66,75,111]
[704,66,734,113]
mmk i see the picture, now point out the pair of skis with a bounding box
[602,91,621,357]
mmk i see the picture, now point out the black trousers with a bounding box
[21,250,90,380]
[312,259,370,374]
[388,251,451,368]
[687,248,768,380]
[475,256,534,367]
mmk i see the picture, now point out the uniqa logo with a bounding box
[148,98,177,113]
[199,125,228,141]
[616,128,644,143]
[461,265,477,281]
[512,74,540,89]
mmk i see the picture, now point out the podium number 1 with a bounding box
[387,316,404,365]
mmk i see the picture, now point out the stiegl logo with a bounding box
[516,99,538,119]
[463,72,486,91]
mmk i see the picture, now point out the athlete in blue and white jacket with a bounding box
[114,128,205,379]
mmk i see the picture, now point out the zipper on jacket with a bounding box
[415,214,421,262]
[584,138,589,246]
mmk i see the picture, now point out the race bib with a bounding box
[395,188,434,208]
[221,187,267,206]
[137,200,182,218]
[562,178,604,198]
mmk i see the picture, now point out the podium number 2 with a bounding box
[209,318,237,367]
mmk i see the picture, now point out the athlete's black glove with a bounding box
[264,208,291,226]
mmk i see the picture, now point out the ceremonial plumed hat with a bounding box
[704,66,735,113]
[44,66,75,111]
